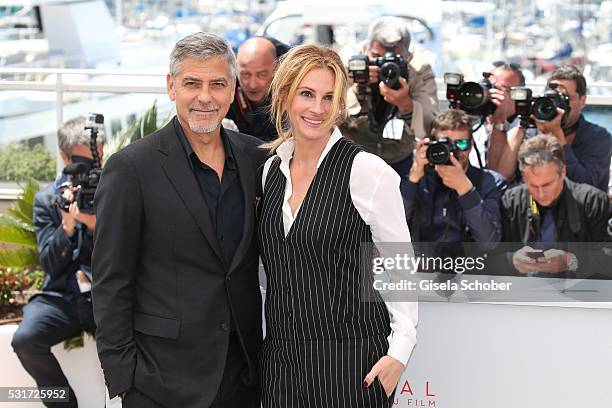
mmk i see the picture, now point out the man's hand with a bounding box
[68,202,96,233]
[512,246,574,274]
[363,355,405,397]
[60,187,77,237]
[490,87,515,124]
[434,155,473,195]
[535,108,566,143]
[379,77,413,113]
[408,138,430,183]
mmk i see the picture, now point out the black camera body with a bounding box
[56,113,104,214]
[348,52,409,90]
[426,137,458,165]
[444,72,496,117]
[347,52,409,133]
[510,84,571,128]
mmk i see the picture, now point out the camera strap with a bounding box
[524,195,540,245]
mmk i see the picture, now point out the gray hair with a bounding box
[367,16,412,56]
[58,116,106,157]
[518,134,566,175]
[169,32,236,79]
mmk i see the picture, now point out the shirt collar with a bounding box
[174,116,237,170]
[276,127,343,169]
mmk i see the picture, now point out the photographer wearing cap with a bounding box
[11,116,105,408]
[401,109,506,250]
[341,16,438,177]
[501,134,610,278]
[490,65,611,191]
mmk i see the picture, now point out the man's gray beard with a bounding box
[188,120,220,134]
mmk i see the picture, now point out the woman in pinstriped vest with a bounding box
[258,44,418,408]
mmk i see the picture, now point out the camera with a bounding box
[348,52,409,89]
[55,113,104,214]
[444,72,496,117]
[510,84,570,127]
[426,137,458,165]
[347,51,409,132]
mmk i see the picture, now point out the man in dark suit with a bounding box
[92,32,267,407]
[11,116,104,408]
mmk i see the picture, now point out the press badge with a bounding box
[382,118,404,140]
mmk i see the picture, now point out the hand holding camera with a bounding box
[510,84,570,136]
[434,155,473,195]
[408,138,430,183]
[490,87,516,124]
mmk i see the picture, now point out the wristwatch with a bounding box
[398,111,413,122]
[493,122,508,132]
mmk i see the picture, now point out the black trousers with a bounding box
[11,294,96,408]
[122,331,260,408]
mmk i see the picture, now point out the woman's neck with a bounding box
[291,130,333,166]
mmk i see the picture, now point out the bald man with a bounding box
[227,36,289,142]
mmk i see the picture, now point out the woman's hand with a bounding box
[363,355,405,396]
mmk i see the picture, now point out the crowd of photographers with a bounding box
[9,15,611,407]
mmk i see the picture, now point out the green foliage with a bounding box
[0,144,56,182]
[0,180,40,269]
[105,100,167,158]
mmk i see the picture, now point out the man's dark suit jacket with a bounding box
[92,119,267,407]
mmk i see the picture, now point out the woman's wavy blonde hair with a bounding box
[263,44,348,151]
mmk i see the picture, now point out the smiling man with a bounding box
[92,32,268,408]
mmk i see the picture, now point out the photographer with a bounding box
[401,109,506,250]
[501,134,610,278]
[341,16,438,177]
[471,61,526,169]
[11,116,104,408]
[226,36,289,142]
[490,65,611,191]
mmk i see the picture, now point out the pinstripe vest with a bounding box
[259,138,390,342]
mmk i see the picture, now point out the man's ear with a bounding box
[59,151,70,166]
[167,73,176,101]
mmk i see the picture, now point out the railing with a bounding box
[1,67,611,128]
[0,67,610,201]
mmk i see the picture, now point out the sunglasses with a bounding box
[518,149,563,165]
[433,136,471,152]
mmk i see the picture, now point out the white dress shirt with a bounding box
[262,127,418,365]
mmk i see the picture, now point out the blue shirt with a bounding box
[564,114,611,192]
[401,165,507,251]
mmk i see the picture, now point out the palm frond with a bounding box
[0,226,37,247]
[0,214,35,233]
[7,180,38,224]
[105,101,163,159]
[0,247,40,269]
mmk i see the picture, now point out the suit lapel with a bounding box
[159,124,224,263]
[228,132,255,275]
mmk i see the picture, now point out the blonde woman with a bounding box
[258,44,418,407]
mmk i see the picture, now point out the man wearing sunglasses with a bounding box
[401,109,506,251]
[501,134,610,278]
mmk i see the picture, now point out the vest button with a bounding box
[220,322,229,331]
[285,286,291,293]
